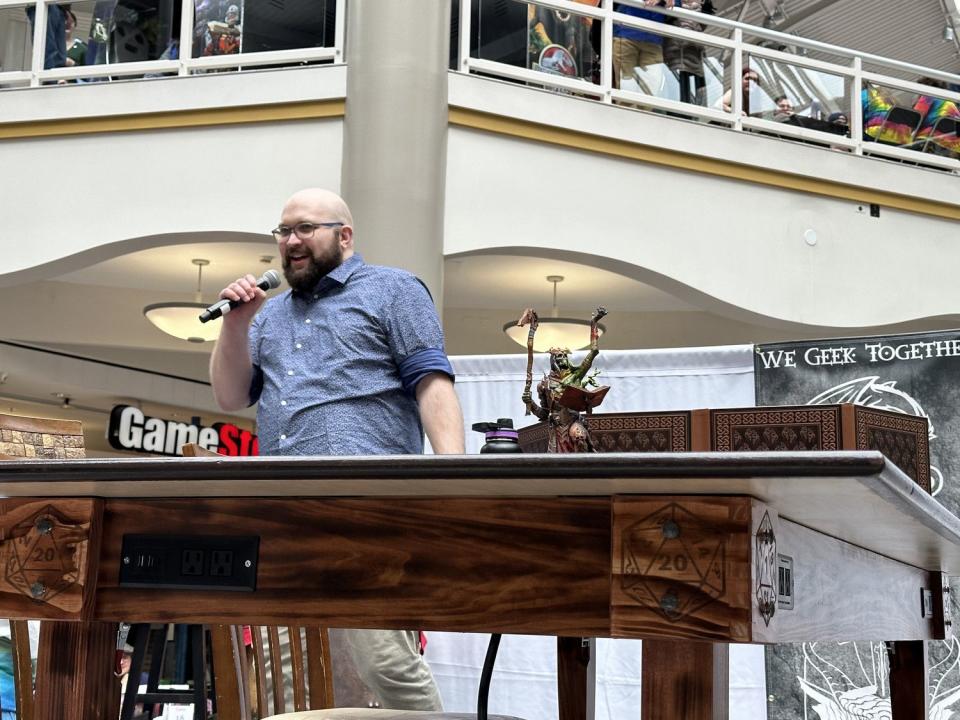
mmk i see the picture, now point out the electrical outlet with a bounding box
[210,550,233,577]
[182,550,204,576]
[120,535,258,591]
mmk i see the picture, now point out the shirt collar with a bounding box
[326,253,364,286]
[291,254,365,299]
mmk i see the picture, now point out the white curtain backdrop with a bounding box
[427,344,766,720]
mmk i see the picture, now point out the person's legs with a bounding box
[612,37,641,90]
[632,41,664,97]
[343,629,442,711]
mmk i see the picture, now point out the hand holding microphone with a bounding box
[200,269,282,323]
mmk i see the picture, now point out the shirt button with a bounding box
[295,343,302,349]
[287,370,294,376]
[281,400,287,406]
[280,434,287,440]
[305,319,311,324]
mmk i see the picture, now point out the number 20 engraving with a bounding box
[32,547,55,563]
[658,554,688,571]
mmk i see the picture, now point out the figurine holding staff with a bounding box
[518,306,609,453]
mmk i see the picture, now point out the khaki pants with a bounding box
[613,37,664,94]
[273,628,442,711]
[344,629,443,711]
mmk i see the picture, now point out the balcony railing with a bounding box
[0,0,344,86]
[454,0,960,171]
[2,0,958,172]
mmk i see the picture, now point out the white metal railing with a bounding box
[455,0,960,171]
[0,0,344,88]
[2,0,959,172]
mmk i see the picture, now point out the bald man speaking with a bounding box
[210,188,465,710]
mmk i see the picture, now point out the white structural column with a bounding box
[340,0,451,307]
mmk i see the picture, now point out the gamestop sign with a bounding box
[107,405,259,456]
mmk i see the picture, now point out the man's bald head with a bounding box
[282,188,354,227]
[277,188,355,291]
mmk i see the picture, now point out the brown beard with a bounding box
[282,235,343,293]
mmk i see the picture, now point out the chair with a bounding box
[119,623,209,720]
[872,105,923,146]
[179,446,527,720]
[861,83,923,147]
[209,625,526,720]
[919,116,960,159]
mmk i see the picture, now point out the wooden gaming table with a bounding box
[0,451,956,719]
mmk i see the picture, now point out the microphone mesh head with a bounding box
[261,269,282,289]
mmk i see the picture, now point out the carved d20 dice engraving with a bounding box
[755,511,777,626]
[4,506,87,604]
[620,502,727,622]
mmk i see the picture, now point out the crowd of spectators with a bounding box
[21,0,243,77]
[13,0,960,162]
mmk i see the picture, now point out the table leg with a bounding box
[888,640,929,719]
[641,640,728,720]
[558,637,594,720]
[34,620,121,720]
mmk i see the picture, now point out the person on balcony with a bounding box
[718,66,760,113]
[64,8,86,68]
[662,0,714,105]
[772,94,795,121]
[210,188,465,711]
[24,2,66,71]
[613,0,670,94]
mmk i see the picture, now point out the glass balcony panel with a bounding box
[725,54,852,150]
[71,0,177,65]
[612,19,672,98]
[468,0,600,92]
[192,0,336,59]
[0,4,33,80]
[863,79,960,159]
[738,53,852,147]
[613,13,729,115]
[26,0,181,83]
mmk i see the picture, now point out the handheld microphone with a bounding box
[199,269,282,323]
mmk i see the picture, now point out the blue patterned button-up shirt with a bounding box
[248,254,453,456]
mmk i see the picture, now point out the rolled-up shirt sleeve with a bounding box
[385,275,455,394]
[398,348,455,394]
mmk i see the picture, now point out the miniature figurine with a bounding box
[518,306,609,452]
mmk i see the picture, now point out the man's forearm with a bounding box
[416,373,465,454]
[209,320,255,411]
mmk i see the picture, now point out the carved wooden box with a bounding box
[518,403,930,492]
[517,410,693,455]
[708,404,930,492]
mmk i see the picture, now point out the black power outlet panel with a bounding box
[120,535,259,591]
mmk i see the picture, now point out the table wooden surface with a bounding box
[0,451,955,719]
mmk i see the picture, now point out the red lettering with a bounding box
[214,423,259,456]
[238,429,253,456]
[217,423,239,456]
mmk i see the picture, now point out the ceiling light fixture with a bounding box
[143,258,220,344]
[502,275,605,353]
[945,24,956,42]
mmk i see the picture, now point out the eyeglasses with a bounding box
[271,222,343,242]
